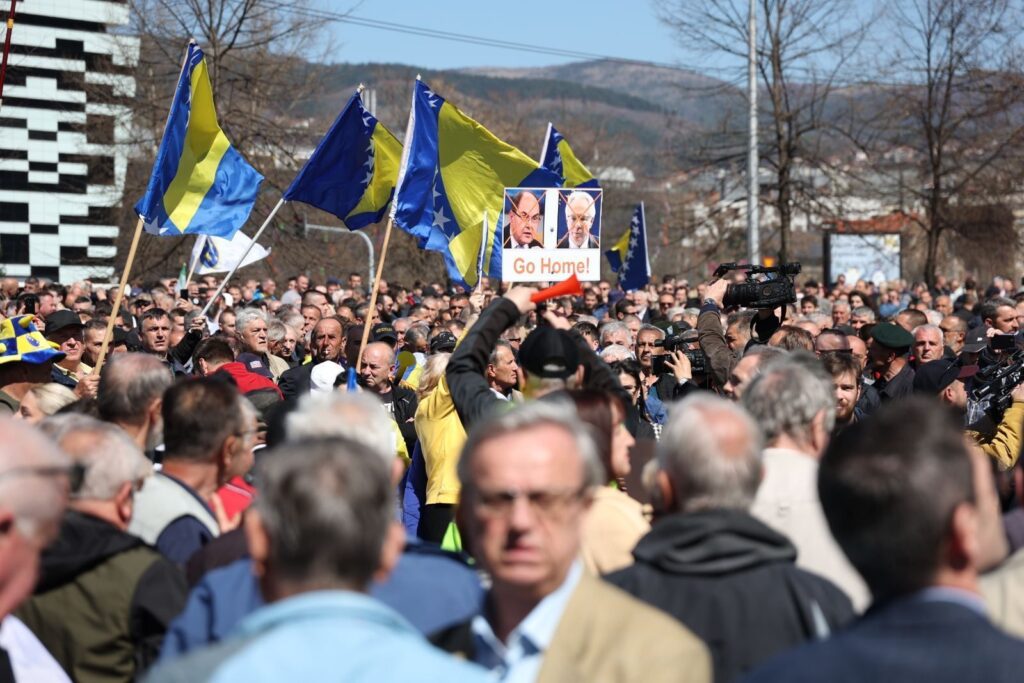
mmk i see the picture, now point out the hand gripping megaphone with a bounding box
[530,274,584,304]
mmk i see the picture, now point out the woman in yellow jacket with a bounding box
[413,352,467,543]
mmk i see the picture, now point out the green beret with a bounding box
[871,322,914,350]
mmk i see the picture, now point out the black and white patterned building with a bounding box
[0,0,137,283]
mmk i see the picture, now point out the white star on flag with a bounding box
[432,207,451,230]
[425,89,439,108]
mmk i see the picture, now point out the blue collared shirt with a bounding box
[207,591,488,683]
[471,561,583,682]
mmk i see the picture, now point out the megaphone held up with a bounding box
[531,274,584,304]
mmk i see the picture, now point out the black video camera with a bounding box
[713,262,802,309]
[653,333,707,375]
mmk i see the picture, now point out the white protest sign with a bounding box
[501,187,603,282]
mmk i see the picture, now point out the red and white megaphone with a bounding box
[531,274,584,304]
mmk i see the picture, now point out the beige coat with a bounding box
[537,573,712,683]
[982,547,1024,638]
[581,487,650,575]
[751,447,871,611]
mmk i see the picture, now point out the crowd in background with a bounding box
[2,265,1024,681]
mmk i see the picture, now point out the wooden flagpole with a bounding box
[355,217,394,373]
[93,216,144,375]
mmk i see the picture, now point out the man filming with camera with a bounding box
[634,325,699,424]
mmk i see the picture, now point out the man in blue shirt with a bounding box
[146,437,487,683]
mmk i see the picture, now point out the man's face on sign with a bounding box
[509,192,541,246]
[566,195,594,245]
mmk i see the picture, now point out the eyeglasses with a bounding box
[0,463,85,493]
[472,486,587,518]
[510,210,542,225]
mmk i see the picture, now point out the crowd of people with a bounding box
[2,267,1024,681]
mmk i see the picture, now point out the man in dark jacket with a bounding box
[359,341,418,455]
[17,416,187,681]
[278,317,346,399]
[446,287,621,430]
[606,394,853,683]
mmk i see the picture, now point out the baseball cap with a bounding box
[429,331,457,354]
[43,309,84,338]
[962,326,988,353]
[913,358,979,394]
[372,323,397,345]
[310,361,344,393]
[517,326,579,379]
[0,315,64,366]
[236,352,273,379]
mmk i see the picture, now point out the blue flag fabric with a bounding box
[283,91,402,229]
[391,80,561,289]
[605,203,650,291]
[135,42,263,238]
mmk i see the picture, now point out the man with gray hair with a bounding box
[744,354,869,609]
[558,190,599,249]
[0,420,72,681]
[97,353,173,455]
[148,437,490,682]
[599,320,633,349]
[435,400,712,683]
[17,416,187,680]
[607,395,853,682]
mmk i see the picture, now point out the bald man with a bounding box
[359,342,418,455]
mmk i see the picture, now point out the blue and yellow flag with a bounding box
[605,203,650,291]
[391,80,561,289]
[539,123,598,188]
[136,42,263,238]
[283,91,402,229]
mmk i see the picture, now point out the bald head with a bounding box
[358,342,394,394]
[815,330,851,354]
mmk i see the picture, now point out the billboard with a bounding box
[825,233,902,285]
[501,187,603,282]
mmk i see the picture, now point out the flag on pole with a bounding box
[190,231,270,276]
[605,203,650,291]
[176,262,187,290]
[283,90,402,229]
[539,123,598,188]
[136,42,263,238]
[391,79,561,289]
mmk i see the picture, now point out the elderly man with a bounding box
[130,379,256,564]
[940,315,967,354]
[744,355,869,609]
[0,420,72,681]
[503,190,544,249]
[558,190,599,249]
[43,309,93,391]
[744,399,1021,682]
[278,317,346,399]
[97,353,173,454]
[0,316,64,415]
[233,308,287,380]
[148,436,488,682]
[436,401,712,682]
[599,321,633,350]
[486,340,520,400]
[18,417,187,680]
[722,346,785,400]
[831,301,852,327]
[912,324,946,364]
[869,322,916,401]
[359,341,418,456]
[849,306,875,330]
[608,395,852,682]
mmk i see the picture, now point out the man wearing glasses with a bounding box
[558,190,599,249]
[436,401,711,682]
[503,191,544,249]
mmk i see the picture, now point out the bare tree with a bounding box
[849,0,1024,286]
[658,0,869,263]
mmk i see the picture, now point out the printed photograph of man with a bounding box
[557,189,600,249]
[503,190,544,249]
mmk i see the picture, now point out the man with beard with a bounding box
[822,353,862,434]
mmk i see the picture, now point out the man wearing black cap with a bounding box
[869,322,916,401]
[914,358,1024,469]
[447,287,620,430]
[44,309,97,396]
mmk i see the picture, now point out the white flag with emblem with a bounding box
[190,231,270,275]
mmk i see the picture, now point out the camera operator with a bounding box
[697,278,783,390]
[634,326,699,424]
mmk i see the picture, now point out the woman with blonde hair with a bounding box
[17,383,77,423]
